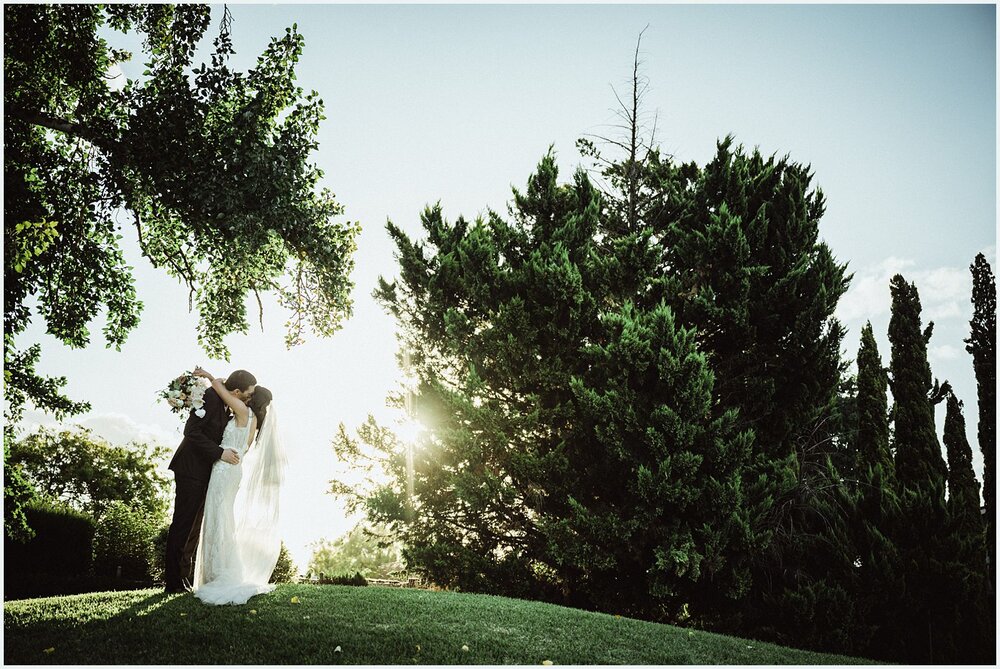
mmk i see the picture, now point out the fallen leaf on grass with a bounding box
[416,645,421,652]
[303,615,310,619]
[614,614,621,619]
[180,613,187,617]
[43,648,55,654]
[542,661,553,666]
[334,646,342,653]
[290,596,301,604]
[746,645,754,650]
[462,645,470,652]
[249,610,257,615]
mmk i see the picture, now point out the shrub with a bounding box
[92,501,161,581]
[270,541,297,583]
[317,571,368,587]
[149,524,171,583]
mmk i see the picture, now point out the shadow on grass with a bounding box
[4,585,874,665]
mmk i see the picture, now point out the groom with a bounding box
[164,369,257,593]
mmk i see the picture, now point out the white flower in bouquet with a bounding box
[159,370,211,419]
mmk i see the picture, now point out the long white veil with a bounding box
[234,403,287,586]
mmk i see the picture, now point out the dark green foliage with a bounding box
[340,151,752,623]
[856,323,892,484]
[888,275,947,502]
[649,137,851,465]
[940,391,992,664]
[647,140,852,649]
[3,432,38,542]
[587,133,854,646]
[883,273,986,664]
[748,456,874,657]
[844,321,906,661]
[943,393,982,530]
[317,572,369,587]
[8,427,170,520]
[270,541,298,584]
[4,498,95,576]
[965,253,995,575]
[150,523,171,584]
[92,500,161,580]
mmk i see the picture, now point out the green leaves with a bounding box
[7,426,171,522]
[9,220,58,273]
[5,3,359,372]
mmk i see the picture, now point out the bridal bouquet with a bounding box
[159,370,209,418]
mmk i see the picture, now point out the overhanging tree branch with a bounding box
[6,104,120,153]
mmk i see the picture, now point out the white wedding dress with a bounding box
[193,407,286,606]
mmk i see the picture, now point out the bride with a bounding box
[190,366,286,605]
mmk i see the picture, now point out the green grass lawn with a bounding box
[4,583,877,665]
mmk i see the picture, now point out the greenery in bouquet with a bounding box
[158,371,209,418]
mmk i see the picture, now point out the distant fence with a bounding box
[297,574,427,589]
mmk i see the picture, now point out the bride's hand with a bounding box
[193,366,214,381]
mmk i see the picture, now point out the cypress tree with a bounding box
[886,274,955,663]
[856,322,893,491]
[888,275,947,502]
[941,390,993,664]
[964,253,995,576]
[847,321,905,662]
[943,392,982,530]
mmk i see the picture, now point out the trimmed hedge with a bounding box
[318,571,368,587]
[4,498,95,576]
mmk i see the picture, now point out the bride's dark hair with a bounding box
[248,386,273,431]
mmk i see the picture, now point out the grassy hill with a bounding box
[4,584,877,664]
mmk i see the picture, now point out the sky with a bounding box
[13,3,997,570]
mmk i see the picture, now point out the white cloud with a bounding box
[77,412,179,447]
[18,410,179,449]
[929,344,962,363]
[836,256,975,325]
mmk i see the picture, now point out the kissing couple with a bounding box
[163,367,287,605]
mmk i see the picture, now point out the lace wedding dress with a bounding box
[193,407,286,606]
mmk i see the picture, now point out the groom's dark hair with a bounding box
[224,370,257,392]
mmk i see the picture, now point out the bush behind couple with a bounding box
[163,367,272,594]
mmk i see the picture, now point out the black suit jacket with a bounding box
[168,387,229,482]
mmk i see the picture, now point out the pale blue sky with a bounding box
[16,4,996,568]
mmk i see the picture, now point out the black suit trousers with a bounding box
[165,474,209,589]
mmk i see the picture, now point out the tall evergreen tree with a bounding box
[888,275,947,501]
[856,322,893,493]
[653,138,851,464]
[886,274,955,663]
[964,252,995,577]
[847,321,905,662]
[943,392,982,529]
[941,390,992,664]
[338,152,754,623]
[581,77,853,648]
[657,140,854,651]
